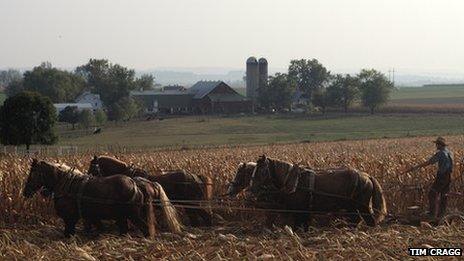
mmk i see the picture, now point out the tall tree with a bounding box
[5,79,24,97]
[326,74,360,113]
[76,59,137,107]
[288,59,330,102]
[109,97,140,121]
[258,73,296,111]
[23,62,86,103]
[78,109,95,129]
[94,109,107,126]
[0,92,57,150]
[0,69,22,89]
[312,87,331,114]
[58,106,80,129]
[135,74,155,91]
[358,69,394,114]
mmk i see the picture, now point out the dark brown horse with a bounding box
[227,162,256,197]
[88,155,213,226]
[23,160,182,237]
[249,155,387,230]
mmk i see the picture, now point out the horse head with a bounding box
[87,156,102,176]
[227,162,256,197]
[249,155,273,194]
[23,159,51,198]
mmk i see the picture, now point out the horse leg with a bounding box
[292,214,309,231]
[346,205,362,226]
[196,208,212,226]
[265,212,278,228]
[129,215,150,238]
[358,204,376,227]
[116,217,129,235]
[185,208,201,227]
[83,219,92,233]
[64,217,79,238]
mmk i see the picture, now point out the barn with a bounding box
[131,81,251,115]
[189,81,252,114]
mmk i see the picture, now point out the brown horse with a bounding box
[227,162,256,197]
[23,159,182,237]
[88,155,213,226]
[249,155,387,230]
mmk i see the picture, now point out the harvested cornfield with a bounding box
[1,135,464,260]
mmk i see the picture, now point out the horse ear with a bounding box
[93,155,98,161]
[32,158,38,165]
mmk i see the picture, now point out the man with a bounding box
[403,137,453,219]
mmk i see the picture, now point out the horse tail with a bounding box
[145,188,156,237]
[369,176,387,223]
[199,175,213,201]
[153,182,183,233]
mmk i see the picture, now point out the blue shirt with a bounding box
[428,148,453,175]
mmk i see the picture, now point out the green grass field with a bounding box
[390,84,464,106]
[58,114,464,148]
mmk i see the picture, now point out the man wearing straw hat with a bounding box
[403,137,453,220]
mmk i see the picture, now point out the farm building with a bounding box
[131,81,251,114]
[54,103,93,114]
[75,91,103,111]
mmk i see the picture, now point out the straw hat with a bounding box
[433,137,447,146]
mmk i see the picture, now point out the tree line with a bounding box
[258,59,394,114]
[0,59,156,121]
[0,59,156,150]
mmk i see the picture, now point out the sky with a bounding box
[1,0,463,75]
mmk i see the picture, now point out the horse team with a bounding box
[23,154,388,238]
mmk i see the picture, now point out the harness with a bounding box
[77,176,90,219]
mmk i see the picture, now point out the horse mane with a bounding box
[48,162,85,176]
[99,156,128,167]
[266,157,294,174]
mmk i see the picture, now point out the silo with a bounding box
[258,58,268,89]
[246,57,259,100]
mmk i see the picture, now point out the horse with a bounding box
[88,155,213,226]
[227,162,256,197]
[249,155,387,230]
[23,159,182,237]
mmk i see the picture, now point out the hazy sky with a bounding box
[1,0,463,74]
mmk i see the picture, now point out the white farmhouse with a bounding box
[75,91,103,111]
[54,103,93,114]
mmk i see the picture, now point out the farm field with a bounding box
[389,84,464,108]
[1,135,464,259]
[58,114,464,149]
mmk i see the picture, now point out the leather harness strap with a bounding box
[77,176,90,219]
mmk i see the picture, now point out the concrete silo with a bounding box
[258,58,268,89]
[246,57,259,100]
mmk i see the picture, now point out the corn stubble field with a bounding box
[1,136,464,260]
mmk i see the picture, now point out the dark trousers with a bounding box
[428,172,451,218]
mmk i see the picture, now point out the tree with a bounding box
[312,87,331,114]
[23,62,86,103]
[76,59,137,107]
[326,74,360,113]
[288,59,330,102]
[79,109,95,129]
[59,106,79,129]
[109,97,140,122]
[5,79,25,97]
[0,69,22,90]
[135,74,155,91]
[94,109,107,126]
[258,73,296,111]
[357,69,394,114]
[0,92,57,150]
